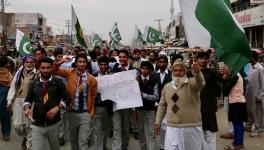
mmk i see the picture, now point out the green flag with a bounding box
[132,26,144,49]
[92,33,103,48]
[109,22,122,50]
[72,5,87,48]
[144,26,163,44]
[180,0,251,76]
[16,29,33,56]
[195,0,251,76]
[109,22,122,42]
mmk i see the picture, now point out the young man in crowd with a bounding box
[155,55,172,97]
[53,47,68,145]
[0,56,13,142]
[141,49,148,60]
[23,57,70,150]
[34,47,47,69]
[245,51,264,137]
[112,50,135,150]
[93,56,113,150]
[133,49,143,69]
[148,51,159,71]
[136,61,159,150]
[154,54,172,149]
[197,52,223,150]
[53,54,98,150]
[155,60,205,150]
[6,55,37,150]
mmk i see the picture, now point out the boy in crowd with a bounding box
[93,56,113,150]
[136,61,159,150]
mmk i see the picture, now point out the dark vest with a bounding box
[112,63,135,73]
[137,74,158,111]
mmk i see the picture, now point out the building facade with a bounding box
[0,12,54,48]
[232,0,264,49]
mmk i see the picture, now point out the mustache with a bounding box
[24,66,34,71]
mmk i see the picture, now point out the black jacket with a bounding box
[200,68,223,113]
[25,76,70,127]
[154,70,172,101]
[112,63,135,73]
[137,73,158,111]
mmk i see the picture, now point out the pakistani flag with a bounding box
[144,26,163,44]
[132,25,144,49]
[71,5,87,48]
[92,33,103,48]
[16,29,33,56]
[179,0,251,76]
[109,22,122,50]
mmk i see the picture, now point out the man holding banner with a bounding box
[111,50,136,150]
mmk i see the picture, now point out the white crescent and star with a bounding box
[22,42,31,54]
[148,32,155,42]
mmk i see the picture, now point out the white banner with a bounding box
[96,70,143,111]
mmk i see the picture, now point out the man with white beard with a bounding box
[6,55,37,150]
[155,60,206,150]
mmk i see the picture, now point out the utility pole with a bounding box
[65,19,72,46]
[170,0,174,24]
[154,19,163,33]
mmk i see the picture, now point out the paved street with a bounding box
[0,107,264,150]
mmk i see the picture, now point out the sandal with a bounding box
[224,145,240,150]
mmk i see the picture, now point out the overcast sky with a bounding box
[7,0,180,44]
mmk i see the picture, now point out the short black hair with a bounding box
[171,54,184,61]
[119,50,129,57]
[98,56,109,65]
[110,49,119,55]
[93,46,101,50]
[88,51,97,60]
[74,46,81,50]
[35,47,46,55]
[251,50,259,61]
[158,55,168,62]
[196,52,210,60]
[0,55,8,68]
[141,49,146,52]
[53,47,64,57]
[38,57,54,66]
[75,54,88,63]
[140,61,154,71]
[108,57,117,63]
[129,55,134,61]
[150,51,158,58]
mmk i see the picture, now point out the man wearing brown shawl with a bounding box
[0,55,13,141]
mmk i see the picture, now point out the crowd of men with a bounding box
[0,45,264,150]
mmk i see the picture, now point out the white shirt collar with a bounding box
[82,71,87,77]
[40,76,52,82]
[76,70,87,78]
[98,72,108,76]
[118,64,129,71]
[157,69,168,74]
[252,62,261,69]
[141,75,150,80]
